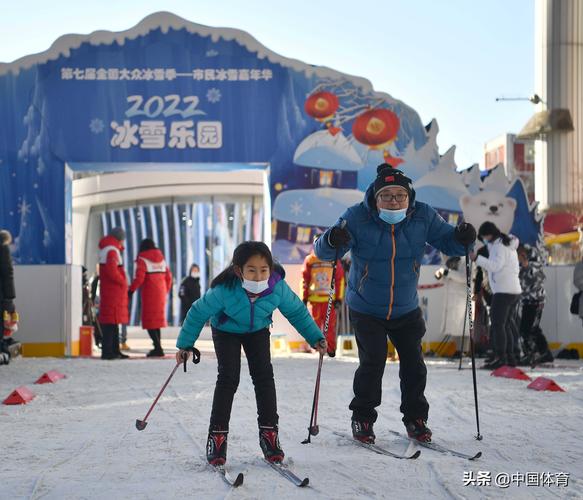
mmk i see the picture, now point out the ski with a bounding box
[388,430,482,461]
[262,459,309,487]
[211,464,244,487]
[332,431,421,460]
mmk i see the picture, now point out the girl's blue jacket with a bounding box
[176,269,324,349]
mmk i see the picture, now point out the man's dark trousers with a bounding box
[349,307,428,424]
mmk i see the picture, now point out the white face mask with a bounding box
[242,278,269,294]
[191,272,200,279]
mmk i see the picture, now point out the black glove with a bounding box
[454,222,477,247]
[2,300,15,314]
[329,226,351,248]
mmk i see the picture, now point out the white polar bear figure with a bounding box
[460,191,517,235]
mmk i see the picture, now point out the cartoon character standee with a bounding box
[300,237,345,357]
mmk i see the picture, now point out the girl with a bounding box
[176,241,326,465]
[178,263,202,324]
[129,239,172,357]
[470,222,521,369]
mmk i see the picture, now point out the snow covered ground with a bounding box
[2,351,583,499]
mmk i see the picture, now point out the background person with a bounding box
[129,238,173,357]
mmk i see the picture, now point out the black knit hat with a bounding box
[373,164,413,197]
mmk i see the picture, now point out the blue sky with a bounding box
[0,0,534,168]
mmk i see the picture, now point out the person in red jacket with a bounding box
[301,236,345,357]
[98,227,129,360]
[129,238,173,357]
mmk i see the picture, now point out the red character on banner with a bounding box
[352,108,403,166]
[300,238,345,357]
[304,91,341,135]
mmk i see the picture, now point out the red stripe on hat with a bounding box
[385,175,395,182]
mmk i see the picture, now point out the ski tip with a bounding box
[409,450,421,459]
[299,477,309,487]
[234,473,244,487]
[469,451,482,460]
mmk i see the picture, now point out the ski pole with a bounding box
[302,224,344,444]
[465,250,483,440]
[136,347,201,431]
[458,275,470,370]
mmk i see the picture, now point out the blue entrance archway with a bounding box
[0,11,433,266]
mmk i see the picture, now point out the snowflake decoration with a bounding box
[206,49,219,57]
[206,88,222,104]
[290,201,303,216]
[33,183,38,189]
[89,118,105,134]
[17,200,31,216]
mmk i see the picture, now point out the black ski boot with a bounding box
[405,418,432,443]
[206,425,228,465]
[351,419,375,444]
[481,356,506,370]
[259,424,285,463]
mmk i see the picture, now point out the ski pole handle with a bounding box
[181,347,201,372]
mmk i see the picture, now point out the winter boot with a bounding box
[351,419,375,444]
[206,426,228,465]
[259,424,285,463]
[481,356,506,370]
[517,354,534,366]
[147,330,165,357]
[534,350,554,365]
[404,418,432,443]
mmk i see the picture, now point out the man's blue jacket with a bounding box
[315,182,466,320]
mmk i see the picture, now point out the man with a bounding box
[517,245,553,365]
[98,227,129,360]
[315,164,476,443]
[300,237,345,356]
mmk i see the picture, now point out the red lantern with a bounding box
[305,92,339,121]
[352,108,400,149]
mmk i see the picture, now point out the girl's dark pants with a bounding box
[210,327,278,428]
[348,307,428,424]
[490,293,521,361]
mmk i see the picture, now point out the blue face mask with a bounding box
[378,207,407,225]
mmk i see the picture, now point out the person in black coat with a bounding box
[0,230,15,316]
[179,263,201,324]
[0,230,16,365]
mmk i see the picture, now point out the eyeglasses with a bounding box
[378,193,408,203]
